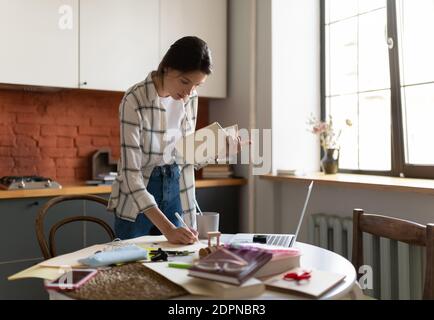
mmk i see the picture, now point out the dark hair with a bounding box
[157,36,212,78]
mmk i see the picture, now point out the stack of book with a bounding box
[202,164,234,179]
[188,246,273,285]
[85,172,117,186]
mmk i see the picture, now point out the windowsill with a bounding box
[260,172,434,195]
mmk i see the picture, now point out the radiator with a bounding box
[308,213,425,300]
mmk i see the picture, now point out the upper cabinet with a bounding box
[160,0,227,98]
[0,0,227,97]
[0,0,79,88]
[79,0,159,91]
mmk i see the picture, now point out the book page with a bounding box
[175,122,239,165]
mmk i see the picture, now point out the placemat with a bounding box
[64,263,188,300]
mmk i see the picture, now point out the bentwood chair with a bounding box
[35,194,115,259]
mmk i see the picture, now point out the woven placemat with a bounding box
[64,263,188,300]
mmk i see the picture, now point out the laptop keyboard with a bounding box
[267,235,292,247]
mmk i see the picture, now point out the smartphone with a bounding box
[45,269,98,290]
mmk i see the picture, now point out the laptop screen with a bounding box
[229,181,314,247]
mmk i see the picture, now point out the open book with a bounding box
[175,122,238,165]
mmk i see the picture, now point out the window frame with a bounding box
[321,0,434,179]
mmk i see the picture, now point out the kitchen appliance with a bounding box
[0,176,62,190]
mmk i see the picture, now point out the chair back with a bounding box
[352,208,434,299]
[36,194,115,259]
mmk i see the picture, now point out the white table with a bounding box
[46,235,359,300]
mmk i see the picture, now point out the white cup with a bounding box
[196,212,220,239]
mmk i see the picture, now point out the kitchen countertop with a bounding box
[0,178,248,200]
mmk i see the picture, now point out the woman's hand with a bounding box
[164,226,199,244]
[144,207,198,244]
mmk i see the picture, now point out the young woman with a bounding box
[108,36,212,244]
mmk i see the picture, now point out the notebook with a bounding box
[188,247,273,285]
[264,267,346,298]
[229,181,314,247]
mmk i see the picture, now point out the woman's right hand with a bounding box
[164,226,198,244]
[143,206,198,244]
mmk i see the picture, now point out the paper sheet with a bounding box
[38,236,207,268]
[38,244,105,268]
[8,264,65,281]
[125,235,208,252]
[144,262,264,299]
[145,262,212,296]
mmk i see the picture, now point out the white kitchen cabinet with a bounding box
[0,0,79,88]
[0,0,226,95]
[160,0,227,98]
[79,0,159,91]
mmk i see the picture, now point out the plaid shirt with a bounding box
[108,72,199,224]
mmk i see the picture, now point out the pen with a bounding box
[168,262,192,269]
[175,212,189,228]
[149,249,194,256]
[175,212,198,242]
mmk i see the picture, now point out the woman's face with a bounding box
[163,69,207,101]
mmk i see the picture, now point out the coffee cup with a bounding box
[196,212,220,239]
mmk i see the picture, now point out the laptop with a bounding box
[229,181,314,248]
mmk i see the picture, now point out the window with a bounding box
[322,0,434,178]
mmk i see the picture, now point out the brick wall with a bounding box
[0,88,209,184]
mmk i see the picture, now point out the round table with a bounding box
[46,237,358,300]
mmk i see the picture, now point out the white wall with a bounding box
[209,0,257,232]
[272,0,320,174]
[252,0,321,234]
[254,0,274,233]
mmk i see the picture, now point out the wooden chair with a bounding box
[36,194,115,259]
[352,208,434,300]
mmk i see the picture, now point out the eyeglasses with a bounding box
[193,248,249,273]
[194,258,248,273]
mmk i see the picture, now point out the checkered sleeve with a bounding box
[119,93,157,215]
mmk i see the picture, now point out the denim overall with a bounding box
[114,163,183,239]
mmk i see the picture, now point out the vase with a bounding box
[321,148,339,174]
